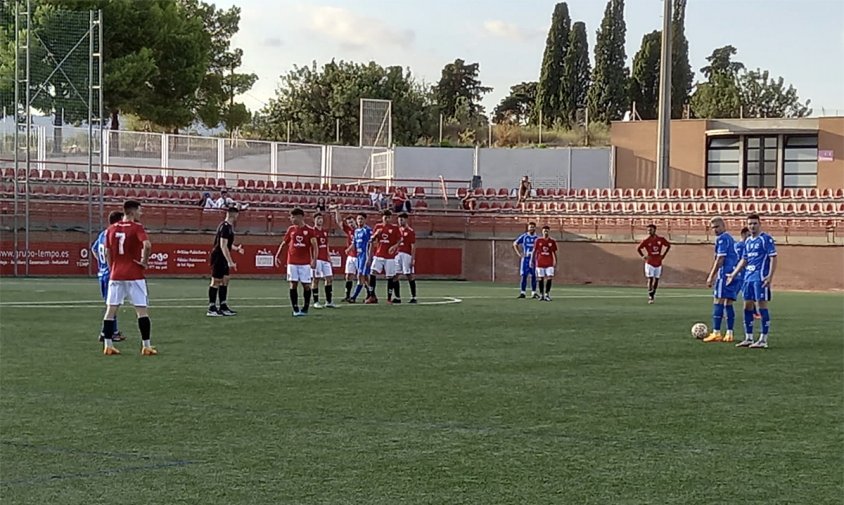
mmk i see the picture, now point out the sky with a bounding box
[223,0,844,117]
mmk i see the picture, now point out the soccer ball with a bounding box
[691,322,708,339]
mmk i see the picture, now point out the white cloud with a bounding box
[481,20,543,43]
[304,5,415,50]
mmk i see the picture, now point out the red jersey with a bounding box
[312,226,330,262]
[284,225,315,266]
[372,223,401,259]
[342,222,357,258]
[106,220,149,280]
[638,235,670,267]
[398,225,416,255]
[534,237,557,268]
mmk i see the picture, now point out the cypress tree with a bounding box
[671,0,693,118]
[535,2,571,126]
[629,31,661,119]
[587,0,629,123]
[561,21,591,126]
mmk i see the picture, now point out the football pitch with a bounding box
[1,278,842,504]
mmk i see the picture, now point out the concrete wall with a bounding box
[612,120,708,189]
[393,146,612,190]
[818,117,844,189]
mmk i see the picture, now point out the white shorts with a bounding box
[106,279,148,307]
[537,266,555,278]
[645,264,663,279]
[344,256,358,275]
[313,259,333,279]
[287,264,313,284]
[396,252,414,275]
[371,256,397,277]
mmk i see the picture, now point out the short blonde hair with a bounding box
[710,216,725,226]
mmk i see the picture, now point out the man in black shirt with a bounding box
[208,206,243,316]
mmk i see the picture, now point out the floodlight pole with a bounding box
[656,0,672,189]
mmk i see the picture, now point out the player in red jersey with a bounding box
[637,223,671,304]
[334,207,359,302]
[532,225,558,301]
[368,209,403,304]
[396,212,418,304]
[275,207,318,316]
[100,200,156,356]
[310,212,335,308]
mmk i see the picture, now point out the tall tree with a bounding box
[261,60,435,146]
[738,69,812,118]
[560,21,591,126]
[690,45,744,118]
[434,58,491,123]
[535,2,571,126]
[493,81,537,125]
[629,31,661,120]
[670,0,693,118]
[0,0,13,116]
[182,0,257,134]
[27,0,212,131]
[587,0,629,123]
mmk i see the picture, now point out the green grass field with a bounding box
[1,279,842,504]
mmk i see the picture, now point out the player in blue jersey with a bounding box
[348,213,375,303]
[92,211,125,342]
[735,227,759,320]
[513,222,539,299]
[727,214,777,349]
[703,217,740,343]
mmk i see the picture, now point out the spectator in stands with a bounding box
[392,187,411,213]
[214,190,249,211]
[315,197,327,213]
[517,175,532,205]
[370,189,388,211]
[200,192,215,209]
[461,192,478,211]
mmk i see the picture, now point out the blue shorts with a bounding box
[714,276,741,301]
[742,280,772,302]
[356,253,371,277]
[520,258,535,277]
[99,275,109,299]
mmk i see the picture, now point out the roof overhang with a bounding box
[705,118,819,136]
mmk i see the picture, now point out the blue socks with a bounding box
[725,305,735,331]
[520,275,528,292]
[530,274,537,292]
[351,284,363,300]
[759,309,771,336]
[712,304,725,332]
[744,309,755,336]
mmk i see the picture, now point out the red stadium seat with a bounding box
[708,202,718,213]
[637,202,647,213]
[634,188,646,199]
[659,202,670,213]
[293,182,303,192]
[820,188,833,199]
[706,189,717,199]
[696,202,706,213]
[165,175,175,186]
[768,188,779,199]
[415,200,428,210]
[497,188,509,198]
[681,188,693,199]
[656,189,669,200]
[237,179,247,188]
[256,180,266,190]
[176,176,186,186]
[143,174,154,186]
[196,177,208,187]
[456,187,467,198]
[669,189,681,200]
[154,175,164,186]
[588,188,600,199]
[671,202,682,213]
[132,174,143,185]
[535,188,546,197]
[484,188,496,197]
[771,203,782,214]
[759,203,770,214]
[743,188,754,199]
[795,188,807,199]
[694,189,706,199]
[809,203,821,214]
[216,178,226,188]
[784,203,795,214]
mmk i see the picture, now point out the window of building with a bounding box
[706,136,740,188]
[744,136,778,188]
[783,135,818,188]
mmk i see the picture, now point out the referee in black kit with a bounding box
[207,206,243,316]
